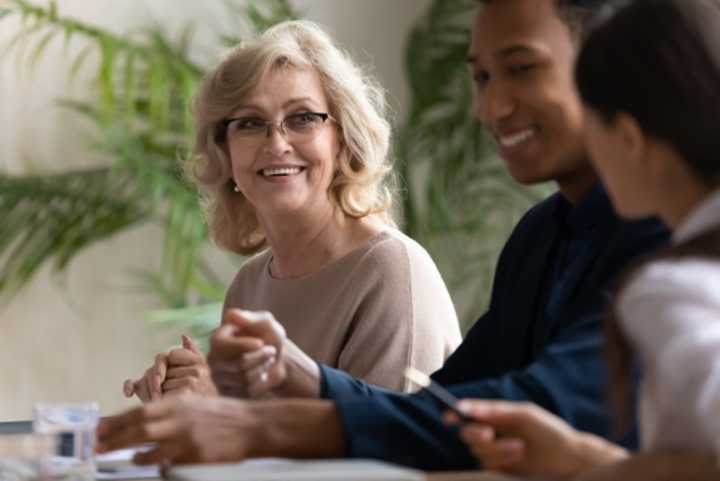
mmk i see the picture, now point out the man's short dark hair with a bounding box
[476,0,607,38]
[556,0,608,36]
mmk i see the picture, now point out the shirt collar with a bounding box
[674,189,720,244]
[554,183,613,237]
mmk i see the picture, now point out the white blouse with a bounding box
[617,190,720,456]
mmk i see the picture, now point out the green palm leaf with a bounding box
[0,0,296,323]
[0,169,147,298]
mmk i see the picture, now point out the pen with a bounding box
[403,367,471,423]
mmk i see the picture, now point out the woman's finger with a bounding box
[210,350,272,374]
[210,324,264,360]
[150,354,168,401]
[133,378,152,403]
[165,366,203,380]
[123,379,135,398]
[181,335,202,355]
[247,371,272,398]
[167,348,203,367]
[243,358,275,385]
[162,378,194,392]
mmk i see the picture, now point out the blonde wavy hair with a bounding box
[188,20,397,255]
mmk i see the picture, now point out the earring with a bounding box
[233,184,241,193]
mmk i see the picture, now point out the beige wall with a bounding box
[0,0,430,420]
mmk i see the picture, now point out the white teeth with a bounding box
[499,129,535,148]
[261,167,302,177]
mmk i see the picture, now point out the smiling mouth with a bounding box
[258,167,306,177]
[498,128,537,148]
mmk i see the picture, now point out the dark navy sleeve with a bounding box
[319,195,667,471]
[320,362,478,470]
[320,306,613,471]
[318,223,667,470]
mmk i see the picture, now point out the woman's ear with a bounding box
[613,112,647,166]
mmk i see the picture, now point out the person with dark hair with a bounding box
[95,0,670,471]
[449,1,720,479]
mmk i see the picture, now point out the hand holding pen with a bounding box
[440,394,624,477]
[403,368,527,471]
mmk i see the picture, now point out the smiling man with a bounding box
[97,0,670,471]
[471,0,594,201]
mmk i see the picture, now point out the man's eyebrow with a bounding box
[496,45,538,57]
[466,44,541,65]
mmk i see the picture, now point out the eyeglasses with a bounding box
[222,111,335,145]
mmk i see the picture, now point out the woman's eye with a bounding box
[287,113,321,129]
[234,118,266,130]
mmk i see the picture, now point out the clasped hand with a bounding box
[123,309,288,402]
[208,309,287,398]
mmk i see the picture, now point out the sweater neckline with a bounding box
[264,230,393,282]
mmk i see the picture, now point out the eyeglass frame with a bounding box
[220,111,337,145]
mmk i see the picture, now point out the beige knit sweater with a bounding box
[223,229,461,392]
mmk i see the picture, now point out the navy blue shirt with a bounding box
[543,184,610,345]
[319,185,669,470]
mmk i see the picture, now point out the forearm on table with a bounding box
[575,452,719,481]
[249,399,345,459]
[274,340,322,398]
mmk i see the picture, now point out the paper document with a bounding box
[168,458,425,481]
[95,446,160,480]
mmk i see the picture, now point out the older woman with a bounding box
[124,20,461,401]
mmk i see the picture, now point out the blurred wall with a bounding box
[0,0,430,420]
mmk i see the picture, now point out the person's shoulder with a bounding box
[223,249,271,307]
[524,191,563,218]
[598,216,671,281]
[354,229,411,271]
[360,228,438,271]
[508,191,564,237]
[624,257,720,303]
[618,258,720,344]
[347,228,438,284]
[228,249,272,285]
[613,215,670,248]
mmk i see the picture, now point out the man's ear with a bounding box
[613,112,647,167]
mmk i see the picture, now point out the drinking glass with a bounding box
[33,402,99,481]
